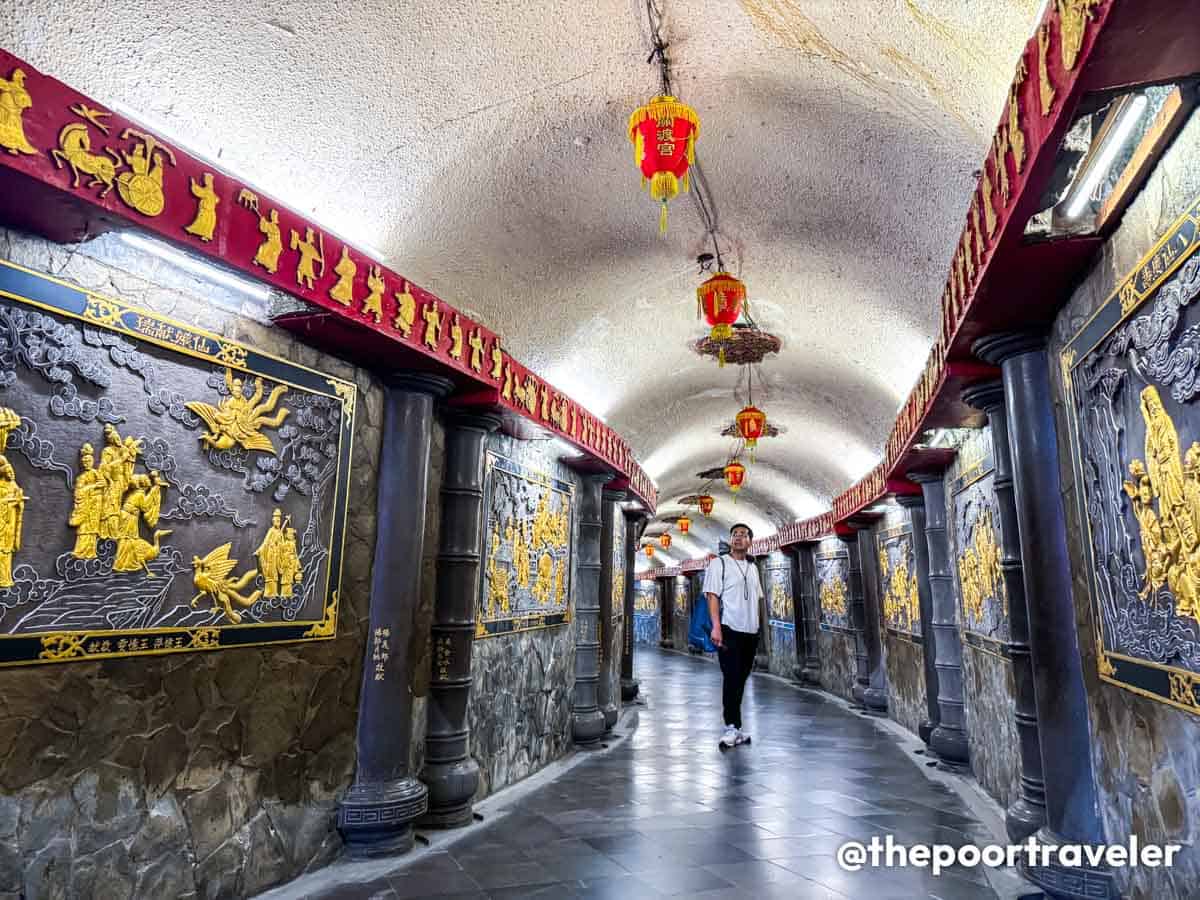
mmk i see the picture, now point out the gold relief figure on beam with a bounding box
[468,328,485,372]
[393,280,416,337]
[115,128,176,217]
[363,266,385,324]
[981,169,997,238]
[992,135,1010,205]
[523,375,538,415]
[113,471,171,575]
[253,209,283,274]
[290,227,325,290]
[256,508,286,598]
[184,173,219,242]
[1038,24,1055,115]
[0,68,37,156]
[502,364,513,402]
[449,315,464,361]
[51,123,122,198]
[1008,90,1026,174]
[329,246,357,306]
[191,542,262,624]
[422,299,444,351]
[186,368,289,455]
[1056,0,1102,71]
[490,339,503,380]
[971,201,986,263]
[69,443,105,559]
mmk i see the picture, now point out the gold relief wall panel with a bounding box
[1064,195,1200,713]
[951,440,1009,658]
[877,519,921,641]
[0,259,354,666]
[477,451,573,637]
[816,543,851,633]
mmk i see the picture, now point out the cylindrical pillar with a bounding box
[854,519,889,714]
[420,409,500,828]
[908,470,970,770]
[597,488,625,732]
[838,527,870,707]
[796,544,822,684]
[338,374,452,857]
[620,511,644,701]
[657,575,675,648]
[975,333,1111,899]
[896,493,940,746]
[572,473,611,747]
[753,556,770,671]
[963,379,1047,843]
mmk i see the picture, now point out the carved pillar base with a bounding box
[339,778,430,857]
[1021,827,1115,900]
[620,678,640,701]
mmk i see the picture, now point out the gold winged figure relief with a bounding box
[191,542,262,624]
[186,368,289,454]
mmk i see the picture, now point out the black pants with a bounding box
[717,627,758,729]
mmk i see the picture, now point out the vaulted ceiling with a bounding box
[3,0,1044,568]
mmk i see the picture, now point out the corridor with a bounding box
[284,649,1001,900]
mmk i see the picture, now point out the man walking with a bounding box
[703,523,763,748]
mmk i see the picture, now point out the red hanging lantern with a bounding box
[698,495,715,516]
[697,273,746,367]
[660,532,672,549]
[724,461,746,494]
[677,515,691,534]
[736,405,767,461]
[645,544,655,558]
[629,95,700,233]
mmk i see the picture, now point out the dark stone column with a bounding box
[908,470,970,770]
[857,520,889,714]
[753,556,770,671]
[620,511,644,701]
[838,527,870,707]
[795,544,822,684]
[975,333,1111,899]
[963,379,1047,843]
[597,488,625,732]
[572,473,611,747]
[896,493,940,747]
[658,575,674,649]
[420,409,500,828]
[338,374,452,857]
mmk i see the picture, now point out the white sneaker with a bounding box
[720,725,738,747]
[734,729,751,745]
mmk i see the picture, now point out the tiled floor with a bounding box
[298,649,1004,899]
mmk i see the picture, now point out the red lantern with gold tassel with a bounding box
[629,95,699,233]
[697,495,715,516]
[698,273,746,367]
[677,515,691,534]
[736,405,767,461]
[660,532,672,549]
[724,461,746,494]
[644,544,655,559]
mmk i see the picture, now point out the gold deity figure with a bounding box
[184,172,219,242]
[290,227,325,290]
[393,281,416,337]
[98,425,141,540]
[113,472,172,574]
[1142,386,1186,521]
[186,369,289,454]
[69,443,106,559]
[514,521,531,588]
[329,246,357,306]
[191,543,262,624]
[0,457,26,588]
[279,527,302,594]
[533,552,554,603]
[363,266,385,324]
[0,68,37,156]
[468,329,485,372]
[115,129,176,217]
[449,315,464,360]
[256,508,286,597]
[485,524,509,615]
[554,556,567,606]
[254,209,283,274]
[422,299,444,351]
[490,338,503,379]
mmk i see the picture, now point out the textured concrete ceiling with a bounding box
[4,0,1043,565]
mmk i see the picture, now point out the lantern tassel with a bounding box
[659,201,668,234]
[718,347,726,367]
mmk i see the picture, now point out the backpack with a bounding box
[688,557,726,653]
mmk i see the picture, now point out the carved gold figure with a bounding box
[330,246,357,306]
[279,527,303,594]
[363,266,385,324]
[449,315,464,360]
[957,508,1004,625]
[186,369,289,455]
[393,281,417,337]
[191,542,262,624]
[555,553,567,606]
[51,123,122,197]
[468,329,485,372]
[422,299,444,351]
[254,209,283,274]
[98,425,143,540]
[0,68,37,156]
[184,173,220,242]
[69,443,106,559]
[290,227,325,290]
[533,552,554,603]
[0,457,25,588]
[491,339,503,380]
[514,520,531,588]
[1038,25,1055,115]
[256,508,287,597]
[820,575,848,618]
[1056,0,1102,71]
[113,471,171,574]
[116,129,177,217]
[486,524,510,615]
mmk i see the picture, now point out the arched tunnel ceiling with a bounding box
[4,0,1043,558]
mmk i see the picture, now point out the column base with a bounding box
[802,662,822,685]
[1020,827,1114,899]
[918,719,936,745]
[930,724,970,769]
[1005,795,1047,843]
[601,702,618,732]
[419,758,480,830]
[851,682,867,706]
[621,678,639,701]
[791,663,805,681]
[338,776,429,858]
[659,638,675,649]
[864,686,888,715]
[572,708,606,746]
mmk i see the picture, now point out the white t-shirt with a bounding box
[702,554,762,634]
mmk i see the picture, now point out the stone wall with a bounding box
[0,228,385,898]
[818,630,856,702]
[883,634,925,737]
[633,579,659,646]
[466,434,577,799]
[1049,108,1200,900]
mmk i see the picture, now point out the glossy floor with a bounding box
[294,649,1002,899]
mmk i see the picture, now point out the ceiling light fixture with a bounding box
[1062,93,1149,220]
